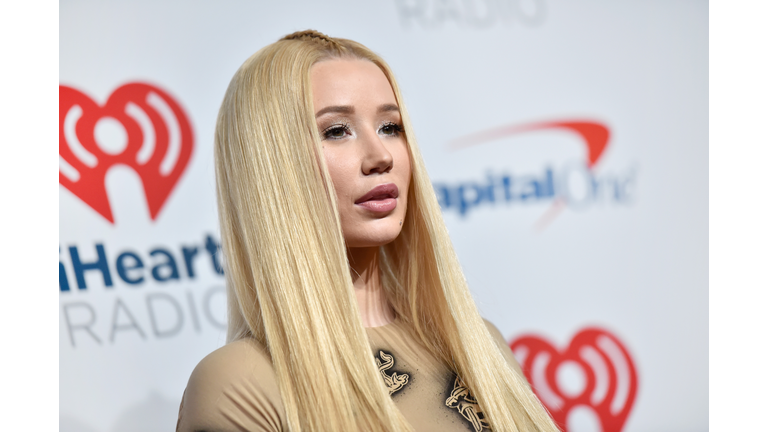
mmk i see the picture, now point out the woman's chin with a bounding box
[344,223,404,249]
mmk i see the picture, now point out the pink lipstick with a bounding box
[355,183,399,213]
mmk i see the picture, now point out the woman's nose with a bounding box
[360,132,393,175]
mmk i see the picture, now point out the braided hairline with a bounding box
[281,29,344,50]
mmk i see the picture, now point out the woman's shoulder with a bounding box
[177,338,285,432]
[482,318,507,346]
[192,338,276,384]
[482,319,526,379]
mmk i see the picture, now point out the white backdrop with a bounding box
[59,1,708,431]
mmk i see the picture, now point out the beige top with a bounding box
[177,319,525,432]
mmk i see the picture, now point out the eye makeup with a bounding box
[322,122,351,140]
[378,121,403,137]
[317,117,404,141]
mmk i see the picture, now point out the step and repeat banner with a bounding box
[59,1,707,431]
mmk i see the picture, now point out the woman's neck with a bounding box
[347,247,395,328]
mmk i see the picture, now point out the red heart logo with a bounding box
[59,83,194,223]
[510,328,638,432]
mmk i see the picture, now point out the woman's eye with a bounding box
[380,123,402,136]
[323,125,348,140]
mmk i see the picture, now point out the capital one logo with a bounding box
[510,328,638,431]
[59,83,194,223]
[439,119,625,228]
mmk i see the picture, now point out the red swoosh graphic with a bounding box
[450,120,611,169]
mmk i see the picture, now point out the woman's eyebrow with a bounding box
[377,104,399,113]
[315,104,399,118]
[315,105,353,117]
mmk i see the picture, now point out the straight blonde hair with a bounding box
[215,30,560,432]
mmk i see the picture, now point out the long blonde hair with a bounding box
[215,30,559,432]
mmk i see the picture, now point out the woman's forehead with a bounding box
[311,59,397,110]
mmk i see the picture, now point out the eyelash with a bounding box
[379,122,403,137]
[321,122,404,140]
[322,122,351,140]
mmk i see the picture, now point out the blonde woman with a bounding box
[177,30,559,432]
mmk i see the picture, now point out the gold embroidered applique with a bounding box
[375,350,409,395]
[446,376,490,432]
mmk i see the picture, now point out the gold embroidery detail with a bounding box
[446,376,490,432]
[375,351,409,395]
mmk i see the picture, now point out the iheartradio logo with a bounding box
[510,328,638,432]
[59,83,194,224]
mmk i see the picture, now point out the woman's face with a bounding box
[311,59,411,249]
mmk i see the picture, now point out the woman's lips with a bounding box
[355,183,399,213]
